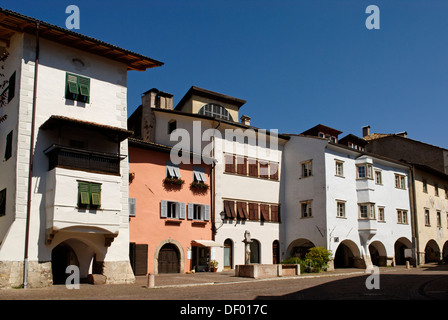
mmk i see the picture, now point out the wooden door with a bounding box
[158,244,180,273]
[130,243,148,276]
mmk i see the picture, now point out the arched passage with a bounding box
[272,240,280,264]
[51,242,79,285]
[286,238,315,259]
[443,241,448,263]
[369,241,387,267]
[334,240,361,268]
[425,240,441,263]
[394,237,412,265]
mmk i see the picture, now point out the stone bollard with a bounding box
[406,261,410,269]
[147,273,155,288]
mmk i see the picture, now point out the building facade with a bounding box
[281,126,414,269]
[128,87,288,271]
[0,10,162,288]
[128,138,214,275]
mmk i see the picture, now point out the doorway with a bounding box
[224,239,233,269]
[158,243,180,273]
[51,242,79,284]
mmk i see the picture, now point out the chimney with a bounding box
[396,131,407,138]
[140,89,173,142]
[362,125,370,137]
[240,115,251,126]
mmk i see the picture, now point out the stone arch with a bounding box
[286,238,315,259]
[425,239,441,263]
[394,237,412,265]
[334,240,362,268]
[154,239,184,274]
[443,241,448,263]
[369,241,388,267]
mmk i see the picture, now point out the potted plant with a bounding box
[163,177,185,186]
[210,260,218,272]
[190,181,209,193]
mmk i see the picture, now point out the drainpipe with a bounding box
[211,120,221,241]
[409,165,419,267]
[23,21,40,288]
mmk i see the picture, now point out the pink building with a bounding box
[128,138,216,275]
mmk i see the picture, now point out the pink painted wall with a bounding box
[129,145,212,274]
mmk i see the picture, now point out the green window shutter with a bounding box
[90,183,101,206]
[78,77,90,103]
[78,182,90,206]
[67,74,79,94]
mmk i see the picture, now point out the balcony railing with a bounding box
[44,144,123,175]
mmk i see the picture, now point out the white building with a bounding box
[281,125,414,269]
[128,86,289,271]
[0,9,162,288]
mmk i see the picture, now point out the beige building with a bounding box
[364,126,448,264]
[412,164,448,263]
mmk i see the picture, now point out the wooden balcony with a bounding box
[44,144,123,175]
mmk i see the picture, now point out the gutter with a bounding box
[409,166,420,267]
[23,21,40,288]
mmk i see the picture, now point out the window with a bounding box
[397,209,408,224]
[434,184,439,197]
[335,160,344,177]
[425,208,430,226]
[236,201,249,220]
[423,179,428,193]
[248,158,258,177]
[161,200,185,219]
[236,156,247,176]
[437,211,442,228]
[301,160,312,178]
[129,198,137,217]
[166,161,181,179]
[395,174,406,189]
[336,201,345,218]
[378,207,385,222]
[0,188,6,217]
[78,182,101,209]
[269,162,279,180]
[375,170,382,185]
[359,203,375,219]
[198,103,233,121]
[4,130,12,160]
[168,120,177,134]
[224,154,236,174]
[259,161,269,179]
[271,205,280,222]
[357,163,373,179]
[300,200,312,218]
[1,72,15,103]
[193,166,207,183]
[66,73,90,103]
[187,203,210,221]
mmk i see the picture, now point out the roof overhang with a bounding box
[0,8,163,71]
[41,115,133,142]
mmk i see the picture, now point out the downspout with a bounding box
[211,120,221,241]
[23,21,40,288]
[409,165,419,267]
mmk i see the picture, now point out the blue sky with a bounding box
[3,0,448,148]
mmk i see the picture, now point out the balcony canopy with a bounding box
[40,115,133,142]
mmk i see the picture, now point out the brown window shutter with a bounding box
[249,202,259,220]
[260,204,270,222]
[225,154,235,173]
[236,156,247,175]
[237,201,249,219]
[224,200,236,218]
[270,162,279,180]
[259,161,269,179]
[271,205,280,222]
[248,158,258,177]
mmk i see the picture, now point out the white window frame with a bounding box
[357,163,373,179]
[359,203,375,220]
[193,166,207,183]
[161,200,185,220]
[395,174,406,189]
[397,209,408,224]
[300,200,313,218]
[166,161,181,179]
[335,160,344,177]
[378,206,385,222]
[336,201,346,218]
[425,208,430,226]
[301,160,312,178]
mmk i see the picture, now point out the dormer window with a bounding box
[198,103,233,121]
